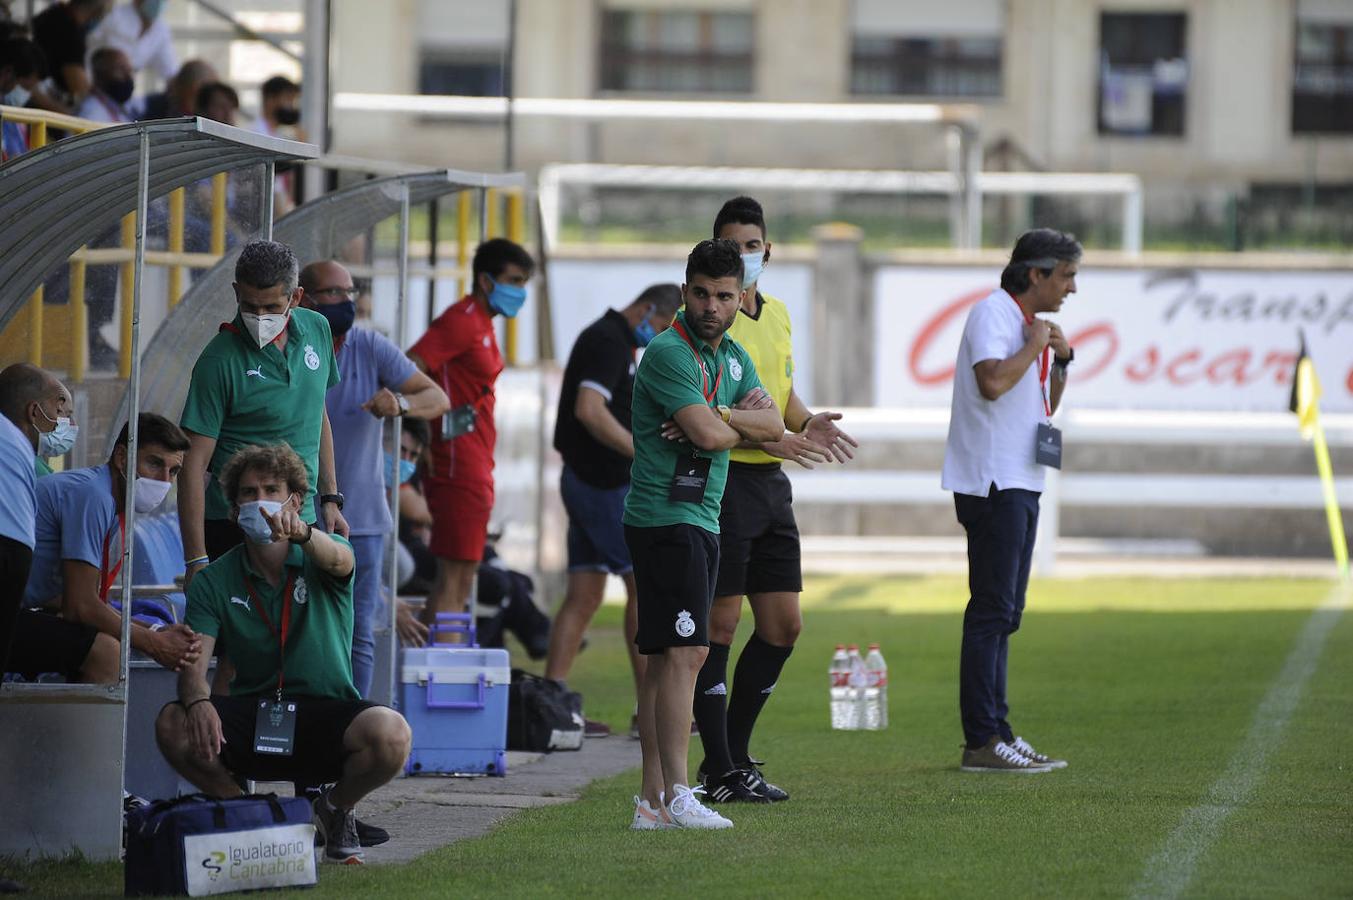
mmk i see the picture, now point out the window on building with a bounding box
[598,9,754,94]
[1292,2,1353,134]
[848,0,1003,98]
[419,51,505,97]
[415,0,509,98]
[1098,12,1188,137]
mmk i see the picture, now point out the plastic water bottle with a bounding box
[863,643,888,730]
[846,645,867,730]
[829,645,850,729]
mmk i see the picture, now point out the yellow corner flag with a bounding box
[1290,333,1349,579]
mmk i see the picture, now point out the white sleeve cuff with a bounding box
[579,380,613,402]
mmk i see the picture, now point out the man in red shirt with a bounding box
[407,238,534,624]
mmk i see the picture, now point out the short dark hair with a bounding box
[471,238,534,284]
[631,283,682,316]
[260,75,299,99]
[112,413,189,460]
[194,80,239,115]
[236,239,299,293]
[0,363,56,426]
[402,416,429,449]
[685,239,744,285]
[1000,228,1083,293]
[712,196,766,240]
[0,37,47,81]
[220,444,309,504]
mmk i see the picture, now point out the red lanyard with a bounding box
[244,571,297,699]
[1007,292,1052,419]
[671,320,723,405]
[99,514,125,603]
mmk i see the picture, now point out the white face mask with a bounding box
[35,407,78,458]
[241,311,289,348]
[133,477,173,513]
[4,84,32,108]
[237,499,285,544]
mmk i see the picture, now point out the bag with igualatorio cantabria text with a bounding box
[125,793,316,896]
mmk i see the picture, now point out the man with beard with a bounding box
[623,240,782,830]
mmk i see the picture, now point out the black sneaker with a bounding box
[356,819,389,847]
[701,768,771,804]
[311,792,364,865]
[737,760,789,802]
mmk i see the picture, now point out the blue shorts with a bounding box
[560,465,632,575]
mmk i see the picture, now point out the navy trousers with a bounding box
[955,485,1040,749]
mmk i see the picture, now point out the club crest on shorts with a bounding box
[675,610,695,638]
[303,344,320,371]
[729,358,743,381]
[293,578,308,605]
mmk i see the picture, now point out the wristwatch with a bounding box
[1053,347,1074,368]
[395,392,410,415]
[319,492,345,510]
[717,405,732,424]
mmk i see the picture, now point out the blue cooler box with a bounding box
[400,647,510,776]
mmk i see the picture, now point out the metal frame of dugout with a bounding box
[0,118,316,861]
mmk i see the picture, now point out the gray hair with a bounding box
[235,240,299,294]
[1000,228,1082,294]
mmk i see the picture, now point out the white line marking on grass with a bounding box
[1130,584,1350,900]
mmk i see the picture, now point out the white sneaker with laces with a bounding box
[631,795,675,830]
[665,784,733,829]
[1011,736,1068,769]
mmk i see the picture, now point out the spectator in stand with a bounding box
[77,46,134,123]
[0,364,49,673]
[0,37,45,159]
[194,80,238,126]
[87,0,175,85]
[299,258,448,698]
[8,413,199,683]
[155,443,411,865]
[31,0,105,108]
[546,283,681,737]
[138,57,215,119]
[178,240,347,591]
[407,238,534,626]
[254,74,303,139]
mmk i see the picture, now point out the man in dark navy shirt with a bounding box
[546,284,680,736]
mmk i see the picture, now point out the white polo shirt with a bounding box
[941,288,1047,496]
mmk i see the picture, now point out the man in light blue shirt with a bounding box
[300,260,448,697]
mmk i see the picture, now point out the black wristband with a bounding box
[1053,347,1074,367]
[185,697,212,712]
[290,522,313,545]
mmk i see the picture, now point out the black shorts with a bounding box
[4,609,99,681]
[175,694,379,784]
[715,463,803,597]
[625,523,719,655]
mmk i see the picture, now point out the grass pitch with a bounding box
[7,574,1350,898]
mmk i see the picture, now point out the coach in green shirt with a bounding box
[178,240,349,590]
[622,239,782,831]
[156,443,410,865]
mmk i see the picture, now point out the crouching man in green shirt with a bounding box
[155,444,411,865]
[624,240,783,830]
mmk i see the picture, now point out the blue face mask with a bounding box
[315,299,356,337]
[487,280,527,318]
[634,311,657,347]
[740,251,766,289]
[384,452,416,488]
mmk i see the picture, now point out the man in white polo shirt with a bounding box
[941,228,1081,773]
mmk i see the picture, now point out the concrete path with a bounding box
[353,736,641,865]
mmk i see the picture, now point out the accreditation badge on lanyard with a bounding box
[246,571,299,756]
[1033,347,1062,469]
[667,320,721,503]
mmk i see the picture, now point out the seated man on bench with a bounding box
[155,444,411,865]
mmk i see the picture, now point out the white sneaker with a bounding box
[631,795,675,830]
[1011,736,1068,769]
[665,784,733,829]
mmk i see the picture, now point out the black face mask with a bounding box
[106,77,135,105]
[274,107,300,126]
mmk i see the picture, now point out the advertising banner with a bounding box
[875,266,1353,411]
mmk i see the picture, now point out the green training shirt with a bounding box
[180,308,339,523]
[185,537,359,700]
[623,310,762,533]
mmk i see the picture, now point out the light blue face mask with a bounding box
[487,280,527,318]
[384,452,416,488]
[139,0,165,20]
[634,309,657,347]
[236,499,285,544]
[740,251,766,289]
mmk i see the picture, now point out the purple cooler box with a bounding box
[400,647,510,776]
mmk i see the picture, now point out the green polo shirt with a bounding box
[185,537,358,700]
[180,308,339,523]
[623,310,763,533]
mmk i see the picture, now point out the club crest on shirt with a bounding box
[675,610,695,638]
[293,578,308,605]
[303,344,320,371]
[729,358,743,382]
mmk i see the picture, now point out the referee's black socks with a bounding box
[693,642,734,776]
[727,633,794,765]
